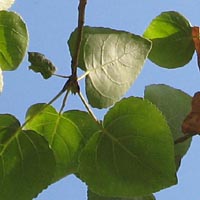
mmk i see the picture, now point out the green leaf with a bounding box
[79,97,177,197]
[0,11,28,71]
[88,189,156,200]
[143,11,194,68]
[28,52,56,79]
[25,104,99,182]
[144,84,192,170]
[68,26,151,108]
[0,68,3,92]
[0,114,55,200]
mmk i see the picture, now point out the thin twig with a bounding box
[174,133,197,144]
[53,74,70,78]
[71,0,87,77]
[59,90,70,113]
[78,91,98,122]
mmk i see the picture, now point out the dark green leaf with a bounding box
[25,104,99,182]
[0,114,55,200]
[0,11,28,71]
[79,97,177,197]
[68,26,151,108]
[144,84,192,170]
[28,52,56,79]
[88,189,156,200]
[143,11,194,68]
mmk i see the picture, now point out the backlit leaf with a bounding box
[79,97,177,197]
[144,84,192,170]
[143,11,194,68]
[68,26,151,108]
[0,114,55,200]
[0,11,28,70]
[28,52,56,79]
[25,104,99,182]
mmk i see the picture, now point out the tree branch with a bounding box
[71,0,87,77]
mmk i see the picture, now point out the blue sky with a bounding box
[1,0,200,199]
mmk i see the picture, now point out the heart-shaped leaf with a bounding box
[79,97,177,197]
[88,189,156,200]
[144,84,192,170]
[68,26,151,108]
[0,11,28,71]
[143,11,194,68]
[0,114,55,200]
[28,52,56,79]
[25,104,99,182]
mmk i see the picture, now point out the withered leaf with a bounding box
[182,91,200,134]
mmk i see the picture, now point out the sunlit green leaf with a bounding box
[0,114,55,200]
[0,0,15,10]
[144,84,192,170]
[0,68,3,92]
[88,189,156,200]
[25,104,99,182]
[28,52,56,79]
[143,11,194,68]
[68,26,151,108]
[0,11,28,71]
[79,97,177,197]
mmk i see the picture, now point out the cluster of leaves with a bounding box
[0,3,198,200]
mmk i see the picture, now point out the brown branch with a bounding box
[71,0,87,77]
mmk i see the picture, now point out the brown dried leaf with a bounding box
[182,92,200,134]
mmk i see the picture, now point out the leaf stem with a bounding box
[174,133,197,144]
[78,91,98,122]
[53,74,71,78]
[71,0,87,77]
[59,89,70,113]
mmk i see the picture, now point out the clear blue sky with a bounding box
[1,0,200,199]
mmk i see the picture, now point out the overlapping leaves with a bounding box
[25,104,100,182]
[144,84,192,169]
[143,11,194,68]
[68,26,151,108]
[0,114,55,200]
[79,97,176,197]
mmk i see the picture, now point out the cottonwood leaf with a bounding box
[79,97,177,197]
[143,11,194,68]
[0,0,15,10]
[88,189,156,200]
[144,84,192,170]
[28,52,56,79]
[0,11,28,70]
[0,114,56,200]
[68,26,151,108]
[25,104,99,182]
[0,68,3,92]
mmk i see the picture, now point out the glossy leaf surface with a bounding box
[25,104,99,182]
[28,52,56,79]
[144,84,192,169]
[79,97,176,197]
[0,11,28,71]
[68,26,151,108]
[143,11,194,68]
[0,114,55,200]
